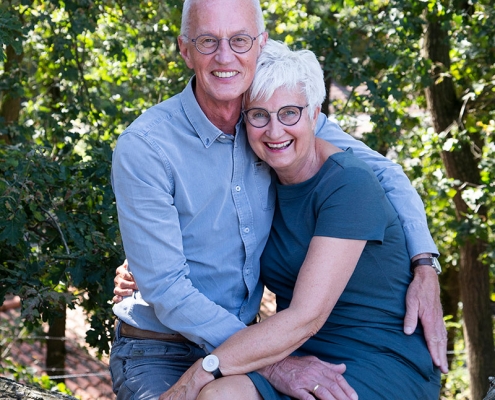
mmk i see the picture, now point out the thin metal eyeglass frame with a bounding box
[243,105,309,128]
[184,33,264,55]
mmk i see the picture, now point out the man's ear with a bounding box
[178,36,194,70]
[260,31,269,48]
[312,106,321,130]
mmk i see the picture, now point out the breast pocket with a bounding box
[253,161,275,211]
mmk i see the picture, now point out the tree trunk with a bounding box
[0,45,23,144]
[423,16,495,399]
[439,266,460,367]
[460,241,494,398]
[46,309,67,384]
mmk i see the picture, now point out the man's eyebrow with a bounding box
[194,30,253,37]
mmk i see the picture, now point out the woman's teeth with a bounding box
[266,140,293,150]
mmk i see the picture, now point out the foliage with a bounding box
[1,0,494,396]
[0,358,74,395]
[0,0,187,354]
[0,4,25,62]
[0,144,121,352]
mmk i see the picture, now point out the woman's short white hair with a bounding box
[246,40,326,120]
[181,0,265,38]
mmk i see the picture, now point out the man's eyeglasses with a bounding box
[184,33,263,55]
[243,105,309,128]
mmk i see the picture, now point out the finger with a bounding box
[115,278,136,290]
[432,337,449,374]
[291,388,334,400]
[335,374,358,400]
[314,384,343,400]
[403,294,419,335]
[320,361,346,375]
[112,295,123,303]
[423,321,449,373]
[116,264,133,282]
[116,265,129,277]
[319,374,358,400]
[114,286,134,296]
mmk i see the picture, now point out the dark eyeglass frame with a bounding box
[243,105,309,128]
[184,33,263,55]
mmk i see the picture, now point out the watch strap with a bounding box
[211,367,223,379]
[411,257,441,274]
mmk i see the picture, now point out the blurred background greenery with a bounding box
[1,1,494,398]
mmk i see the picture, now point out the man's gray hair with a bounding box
[246,40,326,120]
[181,0,265,38]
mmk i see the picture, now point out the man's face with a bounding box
[178,0,267,109]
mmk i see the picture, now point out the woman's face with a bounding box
[245,87,318,178]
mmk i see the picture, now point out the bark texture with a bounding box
[0,377,77,400]
[423,16,495,399]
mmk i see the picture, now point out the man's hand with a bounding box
[404,256,449,374]
[112,259,138,303]
[259,356,358,400]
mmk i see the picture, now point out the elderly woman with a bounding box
[159,39,441,400]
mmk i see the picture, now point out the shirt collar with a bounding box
[181,76,242,148]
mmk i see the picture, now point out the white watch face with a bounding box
[203,355,219,373]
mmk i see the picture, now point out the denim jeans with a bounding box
[110,321,207,400]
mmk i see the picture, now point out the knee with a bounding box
[197,380,229,400]
[197,376,260,400]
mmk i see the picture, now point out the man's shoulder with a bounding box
[124,94,185,137]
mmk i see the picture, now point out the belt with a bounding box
[118,320,192,343]
[118,316,259,343]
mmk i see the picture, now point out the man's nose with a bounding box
[215,39,235,62]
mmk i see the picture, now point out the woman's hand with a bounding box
[260,356,358,400]
[159,359,214,400]
[112,259,138,303]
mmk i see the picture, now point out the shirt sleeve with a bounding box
[112,131,246,351]
[314,114,439,257]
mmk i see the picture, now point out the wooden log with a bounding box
[0,377,77,400]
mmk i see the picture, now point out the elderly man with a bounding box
[110,0,447,399]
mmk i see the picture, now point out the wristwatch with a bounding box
[411,257,441,275]
[202,354,223,379]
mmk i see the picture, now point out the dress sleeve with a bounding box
[314,164,389,243]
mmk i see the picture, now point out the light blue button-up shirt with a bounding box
[112,77,437,352]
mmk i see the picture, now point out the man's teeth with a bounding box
[266,140,292,149]
[213,71,238,78]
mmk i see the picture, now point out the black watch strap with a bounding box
[411,257,441,274]
[211,368,223,379]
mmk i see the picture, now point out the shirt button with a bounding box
[244,227,250,233]
[235,186,241,192]
[220,135,225,139]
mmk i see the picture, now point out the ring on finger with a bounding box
[313,384,320,394]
